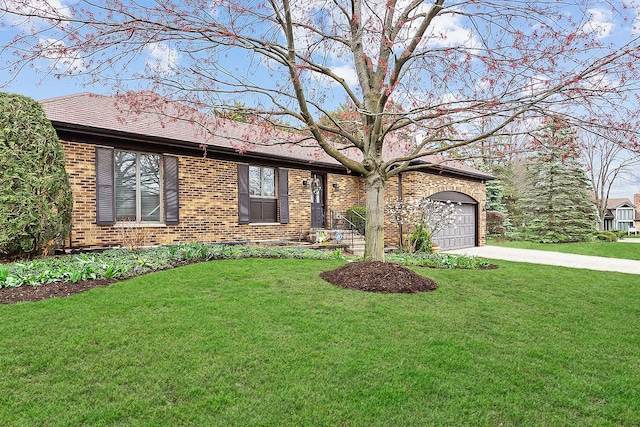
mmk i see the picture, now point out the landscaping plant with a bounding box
[518,117,598,243]
[387,197,461,253]
[0,242,490,289]
[0,93,73,258]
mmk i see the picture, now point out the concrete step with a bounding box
[308,228,365,256]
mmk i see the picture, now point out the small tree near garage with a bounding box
[0,93,73,258]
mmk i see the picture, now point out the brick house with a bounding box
[41,92,491,251]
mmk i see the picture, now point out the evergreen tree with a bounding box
[0,93,73,257]
[486,180,507,213]
[519,119,598,243]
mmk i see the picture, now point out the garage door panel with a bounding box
[433,203,476,250]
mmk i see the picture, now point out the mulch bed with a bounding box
[0,279,117,305]
[320,261,439,293]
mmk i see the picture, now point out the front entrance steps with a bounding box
[307,229,366,256]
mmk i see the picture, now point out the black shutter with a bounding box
[164,156,179,225]
[95,147,115,225]
[279,169,289,224]
[238,164,250,224]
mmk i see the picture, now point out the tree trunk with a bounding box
[363,172,386,262]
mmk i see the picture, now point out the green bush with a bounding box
[0,242,492,289]
[346,206,366,235]
[486,210,507,236]
[615,230,627,240]
[409,226,432,253]
[595,231,618,242]
[0,93,72,258]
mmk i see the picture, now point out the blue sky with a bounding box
[1,0,639,199]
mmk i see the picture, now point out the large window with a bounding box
[617,208,634,221]
[95,147,179,225]
[616,208,635,232]
[115,151,161,222]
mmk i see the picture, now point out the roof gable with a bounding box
[606,198,635,210]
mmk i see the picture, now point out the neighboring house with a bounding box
[602,198,636,232]
[41,92,492,252]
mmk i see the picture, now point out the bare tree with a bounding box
[2,1,640,260]
[581,130,640,229]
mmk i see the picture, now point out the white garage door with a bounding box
[433,203,476,251]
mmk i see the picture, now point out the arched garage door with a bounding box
[429,191,477,251]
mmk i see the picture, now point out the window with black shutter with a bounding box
[95,147,179,225]
[238,164,289,224]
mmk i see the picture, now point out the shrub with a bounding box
[595,231,618,242]
[486,210,507,236]
[408,226,432,253]
[346,206,366,234]
[0,93,73,258]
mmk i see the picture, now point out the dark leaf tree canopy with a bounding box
[2,1,639,260]
[519,117,598,243]
[0,92,72,257]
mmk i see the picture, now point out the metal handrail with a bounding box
[329,209,367,252]
[329,210,361,233]
[347,209,366,235]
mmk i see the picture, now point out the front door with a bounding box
[310,173,325,228]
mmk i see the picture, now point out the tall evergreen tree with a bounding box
[520,119,598,243]
[0,93,73,257]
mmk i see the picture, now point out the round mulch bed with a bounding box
[320,261,439,293]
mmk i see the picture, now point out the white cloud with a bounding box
[1,0,71,28]
[145,43,179,75]
[331,65,359,87]
[522,75,551,98]
[583,72,615,91]
[38,37,85,72]
[582,7,614,39]
[423,12,479,49]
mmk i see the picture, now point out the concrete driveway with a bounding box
[446,244,640,275]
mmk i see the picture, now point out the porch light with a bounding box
[302,180,310,189]
[332,183,340,190]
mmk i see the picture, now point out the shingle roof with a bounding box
[606,198,635,210]
[41,92,493,180]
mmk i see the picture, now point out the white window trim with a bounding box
[249,165,278,199]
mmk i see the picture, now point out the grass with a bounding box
[1,242,490,288]
[1,258,639,426]
[488,239,640,260]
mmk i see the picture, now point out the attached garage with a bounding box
[429,191,478,251]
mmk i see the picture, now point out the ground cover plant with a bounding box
[0,243,492,303]
[0,258,638,426]
[489,239,640,261]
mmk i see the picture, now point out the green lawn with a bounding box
[1,258,639,426]
[488,239,640,260]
